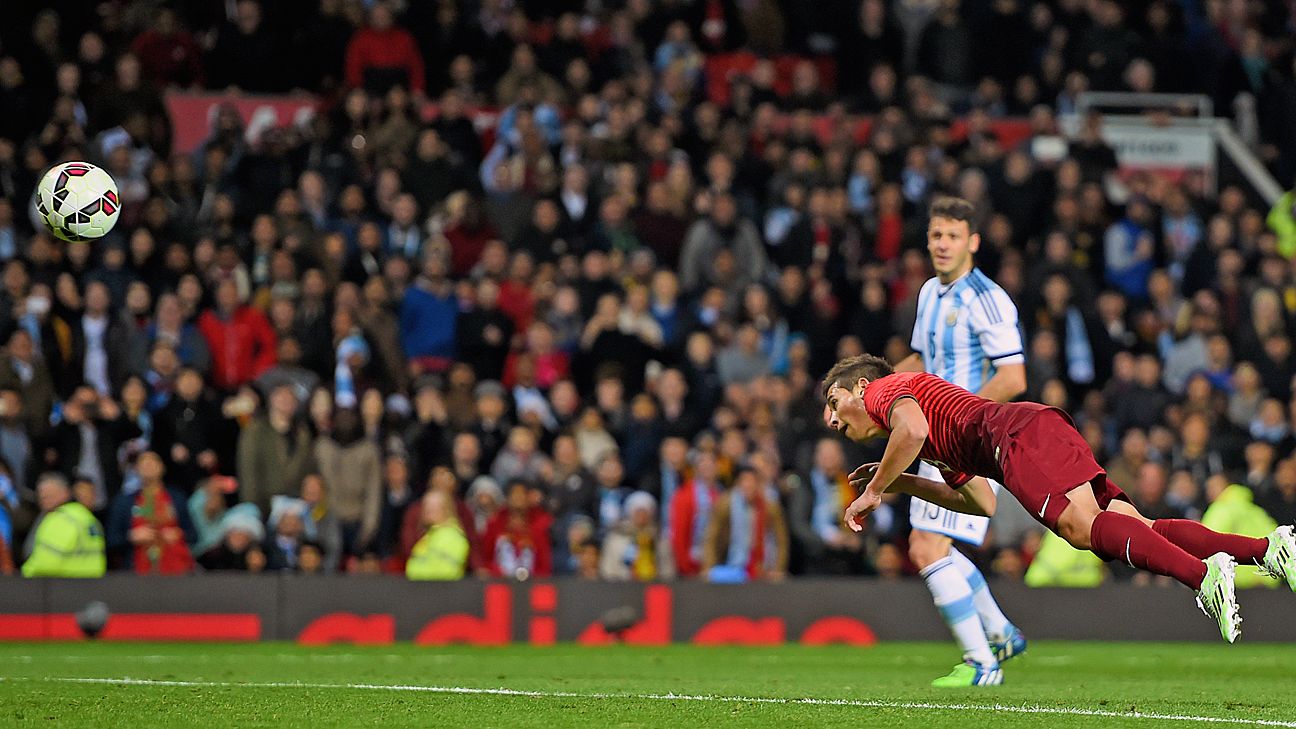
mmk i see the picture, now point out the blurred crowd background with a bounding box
[2,0,1296,585]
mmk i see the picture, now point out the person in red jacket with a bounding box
[344,2,425,95]
[482,479,552,578]
[124,451,195,575]
[669,449,722,578]
[130,7,204,88]
[197,279,277,392]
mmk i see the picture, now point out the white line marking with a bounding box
[4,676,1293,727]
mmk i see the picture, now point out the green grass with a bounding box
[0,641,1292,728]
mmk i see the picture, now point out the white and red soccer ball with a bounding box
[36,161,121,242]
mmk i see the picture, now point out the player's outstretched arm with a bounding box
[893,352,924,373]
[843,399,927,531]
[847,468,997,518]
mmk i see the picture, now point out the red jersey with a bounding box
[863,371,1053,487]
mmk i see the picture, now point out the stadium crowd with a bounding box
[1,0,1296,585]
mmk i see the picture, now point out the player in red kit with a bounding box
[821,354,1296,644]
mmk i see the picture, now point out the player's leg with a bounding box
[1056,482,1241,642]
[910,527,1001,685]
[1105,498,1296,591]
[946,549,1026,661]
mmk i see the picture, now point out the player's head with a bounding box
[927,196,980,283]
[820,354,893,442]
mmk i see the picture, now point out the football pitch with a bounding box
[1,642,1293,728]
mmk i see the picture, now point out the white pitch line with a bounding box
[4,676,1294,728]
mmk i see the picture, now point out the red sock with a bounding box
[1153,519,1268,562]
[1089,511,1207,590]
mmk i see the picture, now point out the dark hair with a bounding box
[928,195,978,233]
[820,354,894,399]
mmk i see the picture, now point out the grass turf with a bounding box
[0,641,1292,728]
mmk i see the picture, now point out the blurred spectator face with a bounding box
[506,481,529,511]
[370,2,394,30]
[137,451,165,483]
[1120,429,1148,462]
[657,369,687,404]
[278,508,305,539]
[553,436,579,469]
[476,391,506,421]
[927,212,979,280]
[270,386,299,420]
[507,427,537,455]
[711,194,737,227]
[550,381,580,417]
[1134,356,1162,388]
[421,492,450,526]
[237,0,263,34]
[687,332,714,365]
[37,477,70,513]
[299,544,323,573]
[453,433,481,466]
[875,543,904,579]
[177,365,204,399]
[694,451,718,482]
[597,453,624,487]
[1136,462,1168,505]
[299,474,323,505]
[428,467,457,495]
[215,280,240,312]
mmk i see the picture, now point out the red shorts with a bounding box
[992,406,1130,531]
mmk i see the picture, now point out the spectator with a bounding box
[207,0,285,92]
[188,475,237,556]
[792,438,865,575]
[679,193,768,297]
[483,479,552,578]
[400,255,458,373]
[197,279,277,392]
[345,3,425,96]
[406,491,470,580]
[289,473,340,572]
[669,449,721,578]
[600,490,669,581]
[130,7,204,88]
[20,473,106,578]
[236,384,314,515]
[314,408,382,558]
[197,507,267,572]
[107,451,195,574]
[152,368,222,493]
[0,329,55,439]
[264,496,310,571]
[703,466,788,582]
[44,386,141,515]
[1201,480,1279,588]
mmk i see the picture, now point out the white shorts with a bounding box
[910,461,996,546]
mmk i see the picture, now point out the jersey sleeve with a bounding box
[942,470,974,488]
[968,286,1025,367]
[863,375,918,431]
[910,279,935,354]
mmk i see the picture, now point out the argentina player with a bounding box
[893,197,1028,687]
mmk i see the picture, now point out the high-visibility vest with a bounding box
[21,502,106,578]
[406,522,469,581]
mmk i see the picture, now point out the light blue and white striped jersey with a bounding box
[910,268,1024,393]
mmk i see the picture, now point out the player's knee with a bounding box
[1056,510,1096,550]
[908,531,950,569]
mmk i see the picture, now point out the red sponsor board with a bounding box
[3,576,1290,643]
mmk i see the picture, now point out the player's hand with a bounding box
[843,490,882,533]
[847,463,880,490]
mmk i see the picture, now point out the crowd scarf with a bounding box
[496,528,536,576]
[632,528,657,581]
[1064,306,1096,384]
[725,491,767,578]
[689,482,714,564]
[131,485,193,575]
[810,469,851,543]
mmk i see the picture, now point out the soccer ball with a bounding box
[36,161,121,242]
